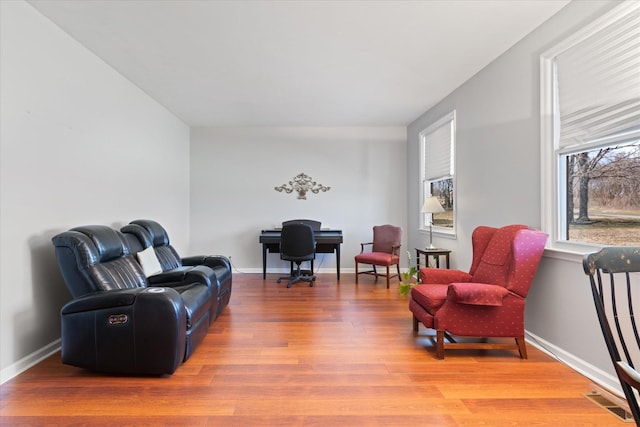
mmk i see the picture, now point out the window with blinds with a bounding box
[419,111,456,233]
[555,5,640,152]
[542,1,640,248]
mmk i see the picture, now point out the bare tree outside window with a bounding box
[430,178,453,228]
[566,141,640,245]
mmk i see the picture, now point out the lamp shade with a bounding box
[421,196,444,214]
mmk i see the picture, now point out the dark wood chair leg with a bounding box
[436,330,445,359]
[516,338,528,359]
[412,315,419,332]
[386,265,390,288]
[355,263,359,284]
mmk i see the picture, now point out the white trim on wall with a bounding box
[0,340,60,385]
[526,331,622,398]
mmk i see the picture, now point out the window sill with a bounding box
[543,242,604,264]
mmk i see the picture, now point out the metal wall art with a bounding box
[274,172,331,200]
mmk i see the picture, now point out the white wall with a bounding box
[407,0,622,393]
[190,127,407,273]
[0,1,191,382]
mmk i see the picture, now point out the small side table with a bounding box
[415,248,451,270]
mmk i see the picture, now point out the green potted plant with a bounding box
[399,251,419,296]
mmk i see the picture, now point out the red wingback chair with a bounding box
[409,224,547,359]
[355,224,402,288]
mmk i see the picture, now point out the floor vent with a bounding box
[585,384,635,423]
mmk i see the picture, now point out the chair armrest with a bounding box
[61,290,136,314]
[391,244,401,256]
[60,287,186,375]
[147,266,219,301]
[617,361,640,389]
[359,242,373,253]
[61,287,182,314]
[147,265,212,284]
[182,255,231,272]
[147,267,191,286]
[420,268,471,284]
[447,282,511,306]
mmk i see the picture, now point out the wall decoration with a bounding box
[274,172,331,200]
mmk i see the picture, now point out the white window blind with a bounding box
[422,113,454,180]
[556,5,640,150]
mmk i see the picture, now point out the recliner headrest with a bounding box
[52,230,100,267]
[120,223,153,249]
[70,225,126,263]
[130,219,170,247]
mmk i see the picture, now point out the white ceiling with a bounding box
[28,0,570,127]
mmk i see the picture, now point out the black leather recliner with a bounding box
[123,219,232,320]
[52,225,213,375]
[120,224,220,323]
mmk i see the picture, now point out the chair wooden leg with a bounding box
[386,266,390,288]
[516,338,528,359]
[355,263,358,283]
[436,330,445,359]
[412,315,419,332]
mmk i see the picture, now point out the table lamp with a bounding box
[422,196,444,249]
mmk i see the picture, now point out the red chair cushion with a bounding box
[447,282,510,306]
[410,284,448,314]
[355,252,399,266]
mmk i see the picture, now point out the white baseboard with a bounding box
[230,268,357,274]
[525,330,622,397]
[1,339,61,385]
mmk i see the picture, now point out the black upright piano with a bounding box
[259,228,343,279]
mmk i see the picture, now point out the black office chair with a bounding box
[282,219,321,274]
[282,219,321,231]
[277,223,316,288]
[583,246,640,424]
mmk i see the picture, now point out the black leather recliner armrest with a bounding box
[146,266,194,286]
[181,256,231,291]
[182,255,231,272]
[182,255,232,321]
[147,266,220,301]
[61,289,137,314]
[60,287,187,375]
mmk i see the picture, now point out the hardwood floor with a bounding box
[0,273,625,426]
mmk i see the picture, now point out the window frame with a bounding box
[419,110,456,237]
[540,1,640,255]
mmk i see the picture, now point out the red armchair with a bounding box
[409,224,547,359]
[355,224,402,288]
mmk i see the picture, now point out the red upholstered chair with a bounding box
[355,224,402,288]
[409,224,547,359]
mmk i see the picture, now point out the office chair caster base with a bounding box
[284,276,315,288]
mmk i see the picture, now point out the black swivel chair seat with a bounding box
[277,223,316,288]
